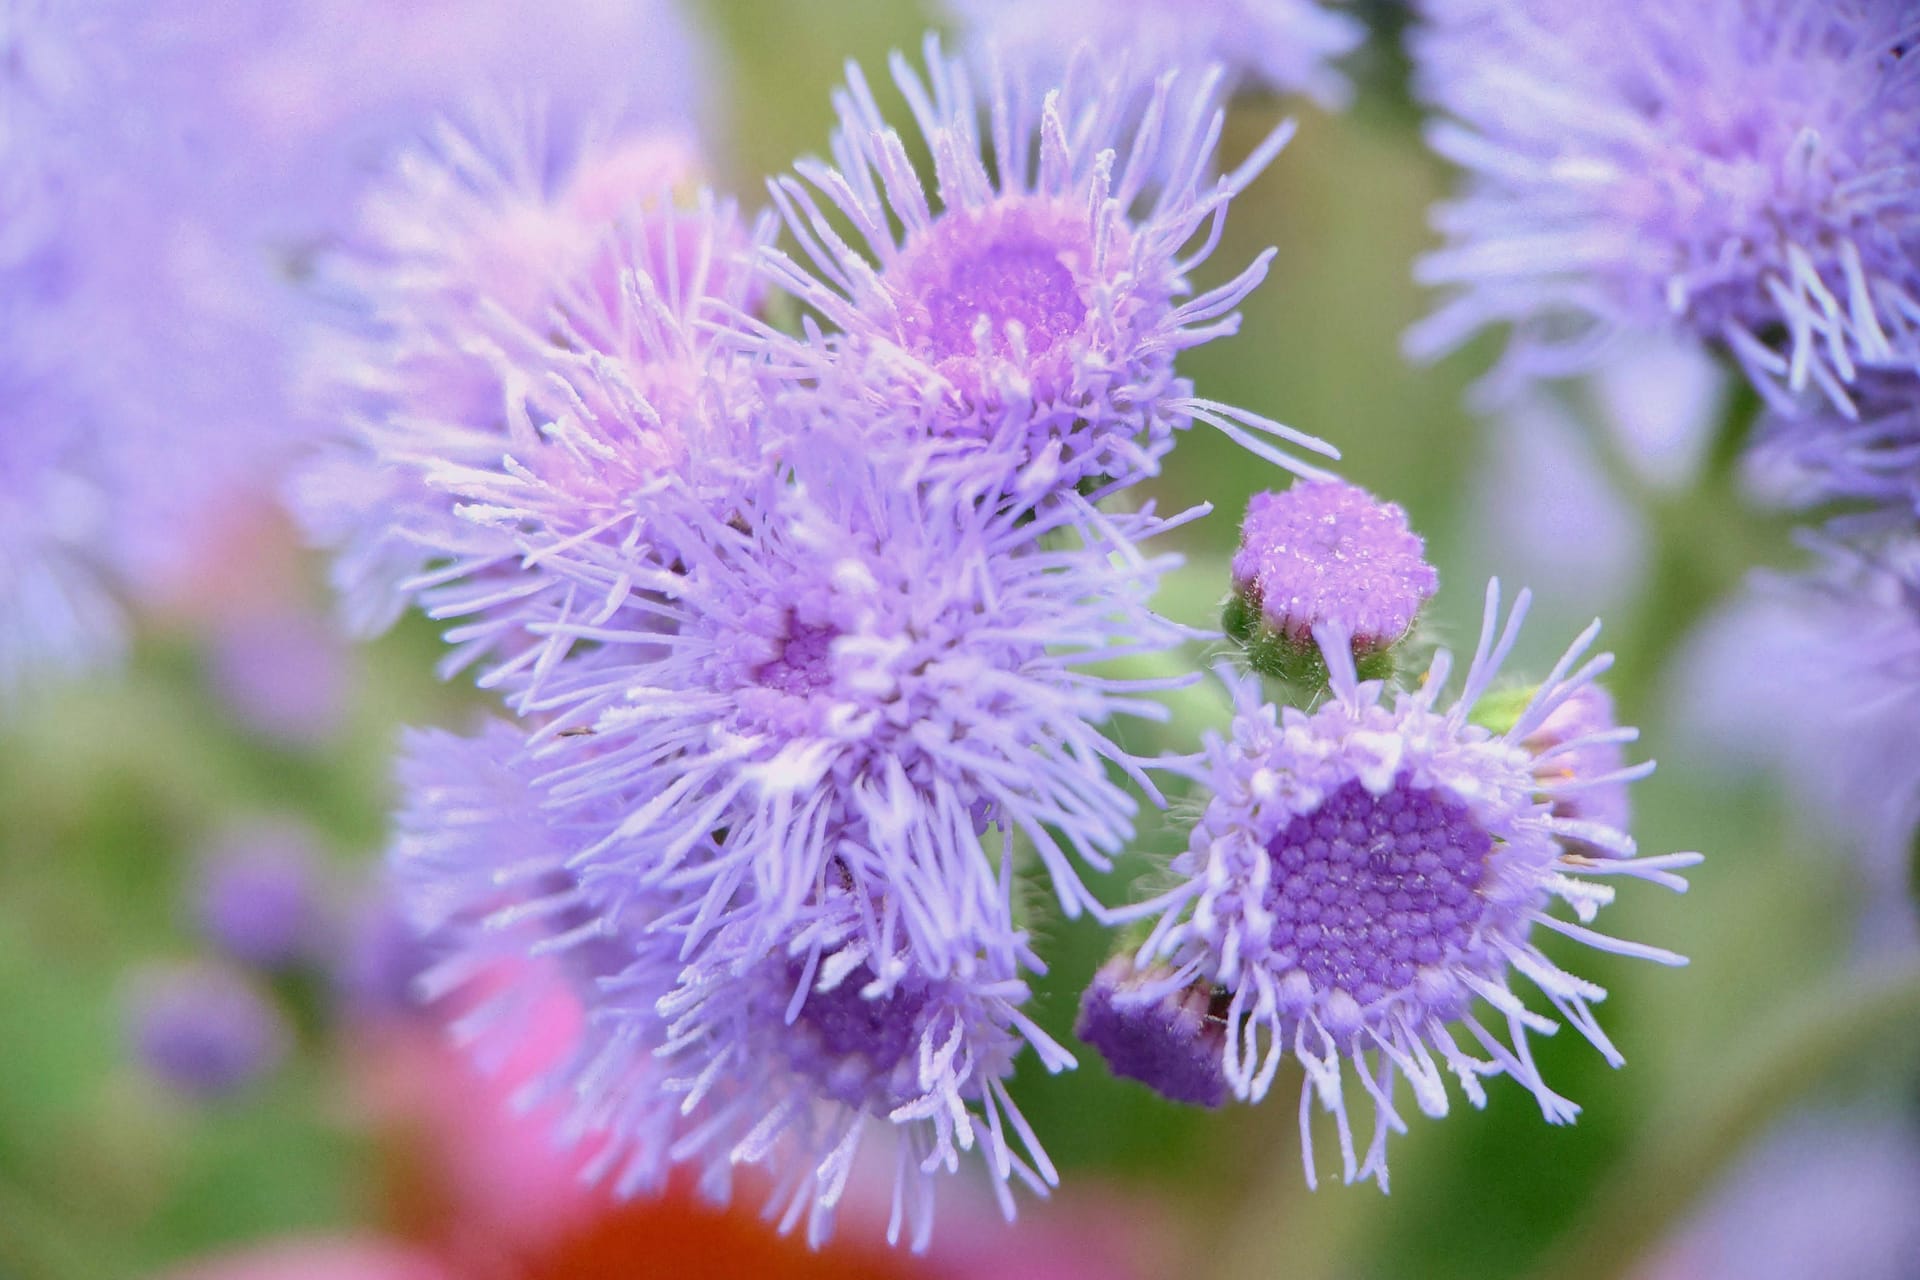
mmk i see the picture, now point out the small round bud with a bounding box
[1075,957,1228,1108]
[1227,481,1437,685]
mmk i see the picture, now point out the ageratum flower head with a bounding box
[757,36,1334,496]
[654,891,1071,1251]
[296,105,768,649]
[1127,583,1698,1186]
[1408,0,1920,412]
[389,717,728,1208]
[508,433,1197,978]
[945,0,1367,113]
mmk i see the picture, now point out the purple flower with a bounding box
[1124,583,1697,1188]
[652,893,1071,1251]
[507,438,1194,978]
[295,107,766,647]
[1638,1109,1920,1280]
[1674,529,1920,916]
[127,962,290,1100]
[4,0,723,688]
[944,0,1367,113]
[194,821,329,970]
[756,37,1335,495]
[1075,956,1228,1108]
[1224,480,1438,682]
[1407,0,1920,412]
[205,608,352,746]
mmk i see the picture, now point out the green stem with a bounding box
[1525,960,1920,1280]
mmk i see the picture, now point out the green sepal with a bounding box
[1468,683,1540,736]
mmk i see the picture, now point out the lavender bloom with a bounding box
[1408,0,1920,412]
[388,716,704,1206]
[1127,583,1697,1187]
[1637,1110,1920,1280]
[295,104,752,640]
[194,822,328,970]
[1675,531,1920,918]
[4,0,721,688]
[511,439,1195,977]
[1224,480,1438,683]
[1522,683,1633,838]
[945,0,1367,113]
[294,110,769,660]
[205,608,351,746]
[653,893,1072,1251]
[127,963,290,1100]
[757,37,1336,496]
[1075,956,1228,1108]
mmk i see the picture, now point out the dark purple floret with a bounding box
[1075,957,1227,1108]
[779,961,932,1112]
[755,619,839,696]
[1264,775,1490,1007]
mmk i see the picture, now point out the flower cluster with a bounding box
[297,19,1696,1253]
[298,36,1347,1248]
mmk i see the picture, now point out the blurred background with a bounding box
[3,2,1916,1278]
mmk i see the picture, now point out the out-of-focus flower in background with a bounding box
[126,963,291,1101]
[1634,1108,1920,1280]
[1407,0,1920,411]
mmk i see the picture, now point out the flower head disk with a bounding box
[758,37,1334,496]
[1130,583,1697,1187]
[1225,480,1439,684]
[1408,0,1920,411]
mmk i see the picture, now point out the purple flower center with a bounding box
[895,204,1088,366]
[780,960,930,1111]
[754,618,837,696]
[1264,775,1490,1006]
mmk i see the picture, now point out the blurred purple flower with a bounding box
[1408,0,1920,412]
[206,609,352,746]
[1671,530,1920,935]
[1636,1109,1920,1280]
[293,108,768,659]
[945,0,1366,112]
[2,0,720,689]
[1748,370,1920,515]
[1122,585,1696,1187]
[756,37,1334,496]
[127,962,290,1099]
[194,822,329,970]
